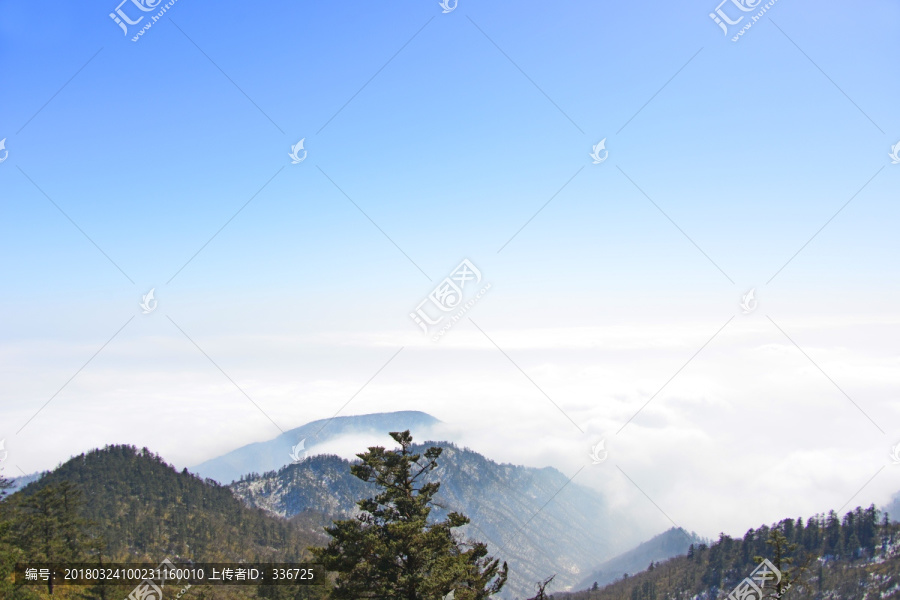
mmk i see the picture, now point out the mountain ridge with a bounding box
[558,505,897,600]
[575,526,705,591]
[192,410,441,484]
[231,439,649,598]
[9,444,324,562]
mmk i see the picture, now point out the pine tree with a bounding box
[0,474,12,501]
[824,510,841,557]
[881,511,892,554]
[861,505,878,557]
[802,515,821,553]
[841,510,857,559]
[56,481,90,563]
[15,482,89,595]
[754,527,797,599]
[312,431,507,600]
[1,475,38,600]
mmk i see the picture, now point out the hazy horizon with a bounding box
[2,0,899,545]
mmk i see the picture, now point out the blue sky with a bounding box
[1,0,899,536]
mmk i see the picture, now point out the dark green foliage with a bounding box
[882,512,893,553]
[12,445,319,562]
[559,504,899,600]
[1,446,328,599]
[752,527,798,598]
[13,481,90,594]
[629,579,656,600]
[0,474,13,501]
[0,473,47,599]
[312,430,507,600]
[237,439,630,598]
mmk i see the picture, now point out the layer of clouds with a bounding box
[1,313,898,538]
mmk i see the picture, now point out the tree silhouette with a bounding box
[526,575,555,600]
[754,527,798,599]
[312,430,507,600]
[11,482,89,595]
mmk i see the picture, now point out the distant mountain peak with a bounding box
[575,526,704,591]
[192,410,442,484]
